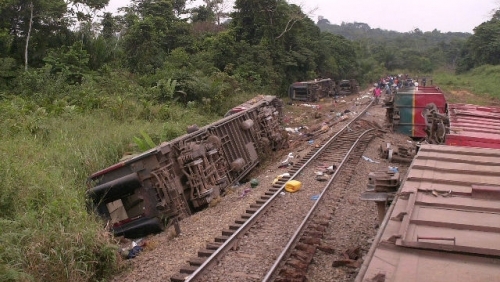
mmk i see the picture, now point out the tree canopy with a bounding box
[456,10,500,73]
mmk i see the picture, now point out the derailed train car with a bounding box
[87,95,286,238]
[288,78,335,102]
[357,144,500,282]
[385,86,447,139]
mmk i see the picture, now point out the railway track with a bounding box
[170,101,376,282]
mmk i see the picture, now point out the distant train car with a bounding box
[386,86,447,138]
[288,78,335,102]
[87,95,287,238]
[336,79,360,95]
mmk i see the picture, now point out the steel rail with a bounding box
[263,128,375,281]
[183,100,374,282]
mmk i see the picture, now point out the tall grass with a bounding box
[433,65,500,104]
[0,94,229,280]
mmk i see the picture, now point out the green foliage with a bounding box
[0,57,18,88]
[0,89,223,280]
[457,13,500,73]
[0,113,126,281]
[133,130,156,151]
[319,21,469,74]
[123,17,166,74]
[43,41,90,84]
[151,78,178,102]
[434,65,500,102]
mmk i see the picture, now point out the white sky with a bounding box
[106,0,499,33]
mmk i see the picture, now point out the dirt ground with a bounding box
[446,89,500,106]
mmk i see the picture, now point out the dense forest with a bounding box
[1,0,500,280]
[318,20,470,72]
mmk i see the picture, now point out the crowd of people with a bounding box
[372,74,431,103]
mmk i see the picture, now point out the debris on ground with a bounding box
[239,188,252,198]
[379,142,416,163]
[119,238,148,259]
[280,152,294,167]
[362,156,380,163]
[285,180,302,193]
[332,246,362,268]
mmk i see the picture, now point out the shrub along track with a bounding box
[170,101,376,282]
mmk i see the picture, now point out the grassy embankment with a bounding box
[433,65,500,104]
[0,73,255,281]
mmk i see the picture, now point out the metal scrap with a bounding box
[379,142,416,163]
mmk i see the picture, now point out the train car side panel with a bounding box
[357,144,500,282]
[446,103,500,149]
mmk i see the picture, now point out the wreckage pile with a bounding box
[378,142,417,163]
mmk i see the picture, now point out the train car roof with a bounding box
[357,144,500,282]
[446,103,500,149]
[290,78,333,85]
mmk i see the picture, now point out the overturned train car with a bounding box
[288,78,335,102]
[385,86,447,139]
[87,96,286,238]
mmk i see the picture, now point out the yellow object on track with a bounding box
[285,180,302,193]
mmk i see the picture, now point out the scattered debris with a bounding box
[281,152,294,166]
[379,142,416,163]
[239,188,252,198]
[315,175,328,182]
[310,194,320,201]
[362,156,380,163]
[119,238,148,259]
[127,245,143,259]
[300,103,321,110]
[367,170,401,192]
[272,173,290,184]
[332,246,362,268]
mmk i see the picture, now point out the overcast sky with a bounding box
[106,0,499,33]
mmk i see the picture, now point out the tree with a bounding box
[43,41,90,84]
[457,9,500,72]
[121,0,193,73]
[4,0,67,70]
[123,17,165,73]
[190,5,215,23]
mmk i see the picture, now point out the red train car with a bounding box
[389,86,447,138]
[445,103,500,149]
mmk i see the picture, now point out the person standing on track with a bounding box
[373,87,381,104]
